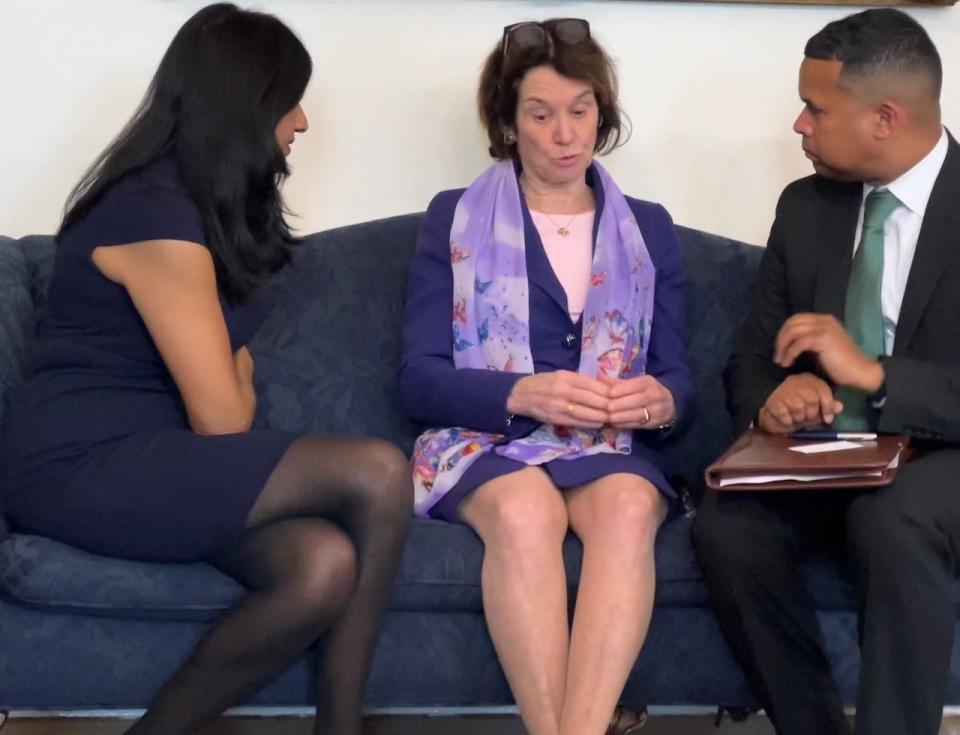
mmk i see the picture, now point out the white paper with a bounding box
[718,470,885,488]
[789,440,865,454]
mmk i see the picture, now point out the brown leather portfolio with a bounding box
[705,429,911,492]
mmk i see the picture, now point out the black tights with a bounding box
[126,435,412,735]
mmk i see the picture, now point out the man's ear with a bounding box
[874,100,904,140]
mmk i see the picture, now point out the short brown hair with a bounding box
[477,20,628,160]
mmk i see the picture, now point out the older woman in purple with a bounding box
[399,19,693,735]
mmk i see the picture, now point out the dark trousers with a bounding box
[692,448,960,735]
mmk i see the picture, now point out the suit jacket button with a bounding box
[563,333,577,349]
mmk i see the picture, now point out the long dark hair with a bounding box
[60,3,313,304]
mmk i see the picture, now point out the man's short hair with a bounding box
[805,8,942,98]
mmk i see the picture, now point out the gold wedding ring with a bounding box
[567,402,576,415]
[641,406,651,424]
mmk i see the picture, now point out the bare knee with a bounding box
[467,477,568,552]
[612,484,664,539]
[571,476,664,548]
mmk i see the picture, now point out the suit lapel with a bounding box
[813,180,862,319]
[519,165,605,323]
[521,195,570,317]
[894,134,960,354]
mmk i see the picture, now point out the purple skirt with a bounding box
[2,426,298,563]
[429,449,677,523]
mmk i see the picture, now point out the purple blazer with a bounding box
[398,165,694,492]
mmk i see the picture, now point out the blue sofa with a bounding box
[2,213,958,718]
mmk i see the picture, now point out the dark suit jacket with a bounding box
[398,165,694,472]
[726,132,960,443]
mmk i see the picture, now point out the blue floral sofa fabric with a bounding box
[3,217,959,714]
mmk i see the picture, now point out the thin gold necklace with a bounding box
[520,174,582,237]
[539,211,577,237]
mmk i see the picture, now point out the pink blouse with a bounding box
[530,210,596,321]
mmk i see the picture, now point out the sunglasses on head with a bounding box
[500,18,591,57]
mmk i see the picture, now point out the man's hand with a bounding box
[774,314,884,393]
[758,373,843,434]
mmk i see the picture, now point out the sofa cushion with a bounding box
[0,236,33,435]
[669,226,764,502]
[0,532,244,622]
[0,236,38,541]
[0,515,871,621]
[250,214,423,454]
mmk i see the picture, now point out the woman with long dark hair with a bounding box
[0,5,411,733]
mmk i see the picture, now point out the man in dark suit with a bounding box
[693,9,960,735]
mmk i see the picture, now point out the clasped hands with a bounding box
[507,370,676,430]
[758,313,885,434]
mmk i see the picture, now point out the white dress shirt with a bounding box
[854,128,948,353]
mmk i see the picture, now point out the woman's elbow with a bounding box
[186,398,256,436]
[398,361,437,424]
[396,366,420,420]
[190,418,253,436]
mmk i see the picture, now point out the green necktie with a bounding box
[834,188,901,430]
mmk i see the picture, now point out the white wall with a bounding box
[2,0,958,246]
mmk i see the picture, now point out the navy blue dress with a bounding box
[399,165,694,522]
[0,158,298,562]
